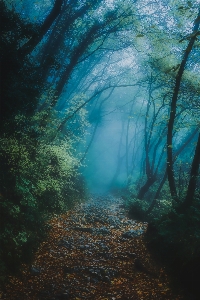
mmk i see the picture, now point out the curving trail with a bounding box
[2,195,183,299]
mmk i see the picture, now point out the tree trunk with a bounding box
[80,88,115,163]
[136,128,165,200]
[126,101,134,177]
[39,2,97,81]
[53,23,101,101]
[147,128,199,214]
[110,119,125,188]
[137,175,156,200]
[18,0,64,59]
[146,171,168,214]
[167,9,200,201]
[183,133,200,210]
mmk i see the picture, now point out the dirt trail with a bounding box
[1,194,184,299]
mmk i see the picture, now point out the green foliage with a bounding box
[0,1,48,132]
[125,181,200,297]
[0,110,87,279]
[145,203,200,294]
[125,197,149,221]
[127,174,146,195]
[0,0,92,282]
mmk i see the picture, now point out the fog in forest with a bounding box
[1,0,200,297]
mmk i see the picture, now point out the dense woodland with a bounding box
[0,0,200,297]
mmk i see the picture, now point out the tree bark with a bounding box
[137,175,157,200]
[39,1,100,81]
[137,77,165,199]
[147,128,199,214]
[53,23,102,101]
[52,9,124,105]
[18,0,64,59]
[183,133,200,210]
[167,9,200,202]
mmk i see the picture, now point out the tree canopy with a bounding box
[0,0,200,296]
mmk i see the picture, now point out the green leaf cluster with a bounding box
[0,110,87,279]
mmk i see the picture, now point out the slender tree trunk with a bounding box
[137,77,154,199]
[126,101,134,177]
[144,76,152,177]
[152,128,166,172]
[53,23,101,102]
[39,2,96,81]
[52,10,124,105]
[146,171,167,214]
[137,176,157,200]
[18,0,64,59]
[167,9,200,201]
[136,79,167,199]
[80,122,99,164]
[110,119,125,187]
[80,88,115,163]
[147,128,199,214]
[183,133,200,210]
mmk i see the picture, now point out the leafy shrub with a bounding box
[127,174,146,197]
[0,110,87,278]
[0,1,90,282]
[145,203,200,297]
[125,197,149,221]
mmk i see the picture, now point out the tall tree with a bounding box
[18,0,64,60]
[181,133,200,210]
[147,127,199,214]
[167,9,200,201]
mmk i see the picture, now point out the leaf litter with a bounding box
[1,195,184,300]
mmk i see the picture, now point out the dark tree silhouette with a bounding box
[182,133,200,210]
[167,9,200,202]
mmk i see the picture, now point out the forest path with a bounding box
[3,194,183,300]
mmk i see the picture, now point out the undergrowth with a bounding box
[124,190,200,298]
